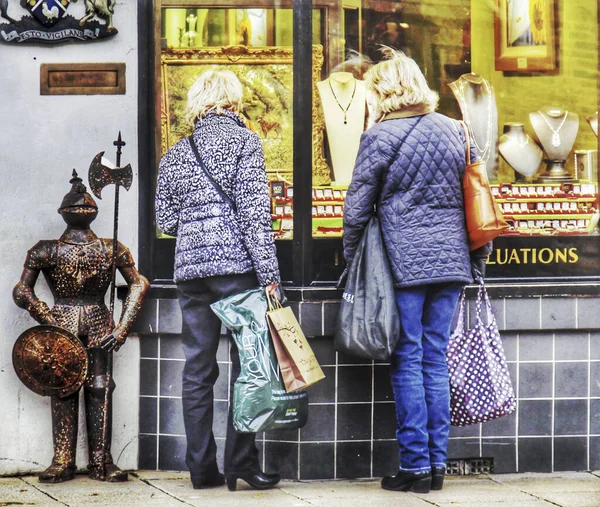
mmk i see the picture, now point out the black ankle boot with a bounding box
[381,470,431,493]
[431,466,445,490]
[226,471,280,491]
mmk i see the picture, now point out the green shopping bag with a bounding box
[210,287,308,433]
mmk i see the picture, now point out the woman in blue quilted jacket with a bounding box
[343,50,490,493]
[156,70,281,492]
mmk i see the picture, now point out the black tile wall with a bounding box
[372,440,399,477]
[300,404,335,441]
[519,333,552,361]
[299,443,334,480]
[337,366,372,403]
[138,295,600,477]
[481,439,516,474]
[336,441,371,478]
[554,437,588,472]
[140,358,158,396]
[518,437,552,473]
[554,399,588,435]
[518,400,552,436]
[555,363,588,398]
[519,363,553,398]
[138,434,157,470]
[264,442,299,479]
[159,397,184,435]
[337,403,372,441]
[139,396,157,434]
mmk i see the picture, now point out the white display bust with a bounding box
[317,72,366,186]
[529,107,579,181]
[499,122,543,179]
[449,73,499,180]
[529,107,579,161]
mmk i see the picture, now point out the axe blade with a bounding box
[88,152,133,199]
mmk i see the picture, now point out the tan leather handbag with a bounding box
[460,121,509,250]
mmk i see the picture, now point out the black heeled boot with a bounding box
[381,470,431,493]
[431,466,446,490]
[226,471,281,491]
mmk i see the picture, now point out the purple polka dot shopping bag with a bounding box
[446,284,516,426]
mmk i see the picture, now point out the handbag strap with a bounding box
[450,288,467,336]
[475,283,495,326]
[188,135,237,212]
[458,120,471,165]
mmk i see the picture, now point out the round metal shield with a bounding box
[13,325,88,398]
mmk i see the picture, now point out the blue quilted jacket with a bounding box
[155,111,280,286]
[343,110,474,288]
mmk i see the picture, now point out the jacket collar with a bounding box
[195,110,246,129]
[382,104,434,121]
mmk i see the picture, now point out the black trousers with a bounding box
[177,273,260,482]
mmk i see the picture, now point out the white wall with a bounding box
[0,1,141,476]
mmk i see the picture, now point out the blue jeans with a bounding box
[390,282,463,472]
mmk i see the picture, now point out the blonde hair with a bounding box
[364,48,438,127]
[184,69,244,126]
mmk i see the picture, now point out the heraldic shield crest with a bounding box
[13,325,88,398]
[25,0,71,27]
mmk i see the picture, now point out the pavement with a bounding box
[1,470,599,507]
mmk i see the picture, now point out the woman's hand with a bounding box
[265,283,279,296]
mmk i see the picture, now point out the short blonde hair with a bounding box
[364,48,438,126]
[184,69,243,126]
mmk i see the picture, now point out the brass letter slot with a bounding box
[40,63,126,95]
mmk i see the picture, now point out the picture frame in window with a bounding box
[494,0,557,72]
[160,44,330,185]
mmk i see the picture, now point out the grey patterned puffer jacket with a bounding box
[155,111,280,286]
[343,110,474,288]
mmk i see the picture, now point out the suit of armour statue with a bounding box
[13,172,149,483]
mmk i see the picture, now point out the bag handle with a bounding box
[450,288,467,335]
[475,283,495,326]
[265,289,283,312]
[458,120,471,165]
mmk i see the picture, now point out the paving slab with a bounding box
[19,473,184,507]
[0,477,60,505]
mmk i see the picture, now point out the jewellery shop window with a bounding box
[156,4,323,281]
[308,0,600,282]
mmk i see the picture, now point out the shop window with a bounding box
[150,1,600,285]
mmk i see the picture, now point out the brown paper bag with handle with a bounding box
[266,291,325,392]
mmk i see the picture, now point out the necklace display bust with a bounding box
[529,107,579,181]
[449,73,499,180]
[498,122,543,180]
[317,72,366,186]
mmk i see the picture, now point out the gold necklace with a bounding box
[328,77,357,125]
[537,110,569,148]
[456,77,493,161]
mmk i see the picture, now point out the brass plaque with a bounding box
[41,63,126,95]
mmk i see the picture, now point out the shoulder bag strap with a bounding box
[458,120,471,165]
[188,136,237,213]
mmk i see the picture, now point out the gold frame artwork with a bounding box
[160,44,331,185]
[494,0,557,72]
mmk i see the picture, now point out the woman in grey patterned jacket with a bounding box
[155,69,281,492]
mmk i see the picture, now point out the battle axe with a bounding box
[87,132,132,479]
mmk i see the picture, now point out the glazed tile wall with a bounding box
[137,296,600,477]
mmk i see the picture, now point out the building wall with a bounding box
[136,293,600,477]
[0,3,141,476]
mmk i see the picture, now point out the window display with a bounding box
[154,0,599,283]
